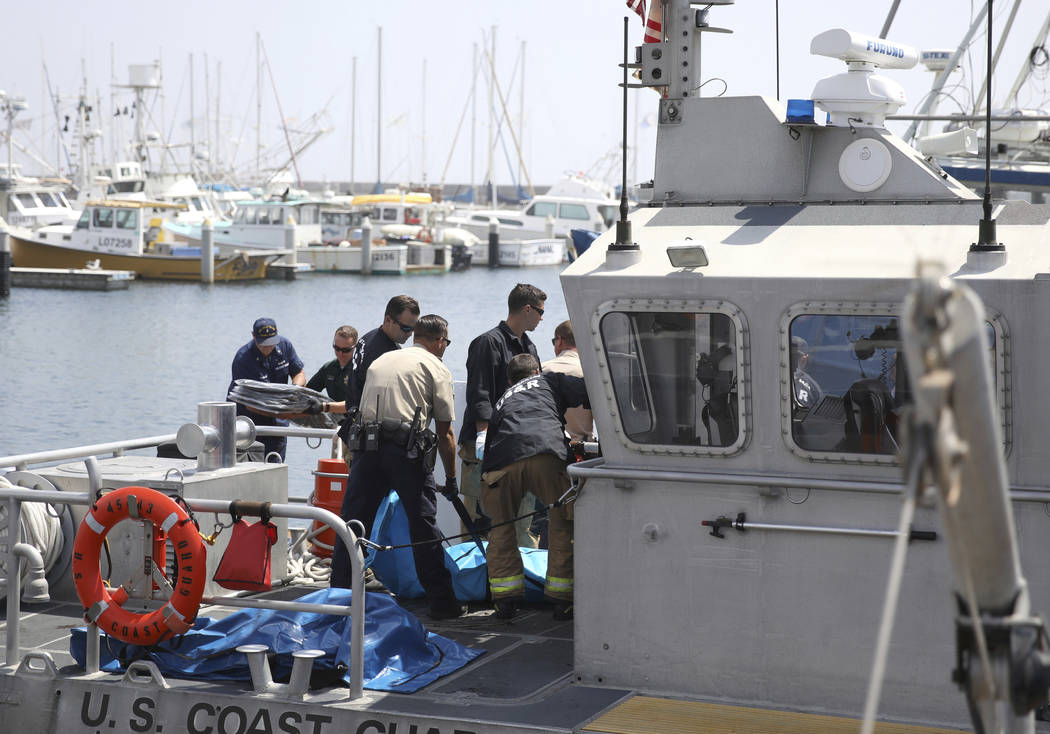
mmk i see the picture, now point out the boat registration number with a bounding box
[60,688,483,734]
[95,236,134,251]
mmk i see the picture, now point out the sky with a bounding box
[2,1,1049,191]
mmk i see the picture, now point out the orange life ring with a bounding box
[72,486,207,644]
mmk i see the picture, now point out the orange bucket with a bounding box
[310,458,348,557]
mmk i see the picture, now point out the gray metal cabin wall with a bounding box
[563,260,1050,727]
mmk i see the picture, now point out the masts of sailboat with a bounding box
[376,26,382,194]
[471,42,477,203]
[421,58,427,185]
[902,2,989,144]
[256,32,262,180]
[1004,9,1050,108]
[350,55,356,193]
[971,0,1022,116]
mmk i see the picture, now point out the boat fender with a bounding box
[71,486,206,644]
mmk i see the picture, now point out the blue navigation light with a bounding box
[786,99,816,124]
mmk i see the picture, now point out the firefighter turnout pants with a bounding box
[481,453,573,601]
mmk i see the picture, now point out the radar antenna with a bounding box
[611,16,638,253]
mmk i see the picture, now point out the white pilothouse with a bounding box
[4,3,1050,733]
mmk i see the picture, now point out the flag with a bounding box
[626,0,646,19]
[644,0,662,43]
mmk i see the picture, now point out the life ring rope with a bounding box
[73,486,207,645]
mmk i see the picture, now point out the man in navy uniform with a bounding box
[458,284,545,537]
[330,315,463,620]
[229,317,306,461]
[306,325,358,404]
[481,353,589,621]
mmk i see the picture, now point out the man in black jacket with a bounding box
[458,284,545,538]
[347,295,420,410]
[480,353,589,621]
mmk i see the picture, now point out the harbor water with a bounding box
[0,266,570,498]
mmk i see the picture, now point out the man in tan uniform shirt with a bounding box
[330,314,463,620]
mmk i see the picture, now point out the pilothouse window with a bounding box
[600,310,742,450]
[788,314,906,456]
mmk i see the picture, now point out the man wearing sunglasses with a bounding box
[306,325,359,404]
[346,295,420,412]
[458,283,545,545]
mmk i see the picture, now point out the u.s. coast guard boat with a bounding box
[5,2,1050,732]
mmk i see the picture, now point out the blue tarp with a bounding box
[70,588,483,692]
[569,229,600,262]
[367,492,549,601]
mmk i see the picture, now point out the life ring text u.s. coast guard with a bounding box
[72,485,206,644]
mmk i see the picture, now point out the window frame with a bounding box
[593,298,751,457]
[780,301,1012,464]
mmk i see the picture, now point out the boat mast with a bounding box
[422,58,427,185]
[377,26,382,193]
[518,41,525,187]
[215,61,221,176]
[350,55,356,193]
[256,32,261,181]
[487,25,495,206]
[471,42,477,203]
[205,52,212,178]
[190,53,196,170]
[903,2,989,143]
[1004,10,1050,108]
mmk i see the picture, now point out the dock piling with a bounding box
[0,219,10,297]
[361,216,373,275]
[201,219,215,284]
[545,214,555,238]
[284,214,298,265]
[488,217,499,269]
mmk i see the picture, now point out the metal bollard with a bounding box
[287,649,325,698]
[488,217,499,269]
[176,402,255,470]
[238,644,279,693]
[361,216,373,275]
[200,219,214,283]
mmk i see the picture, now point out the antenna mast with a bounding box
[611,16,637,252]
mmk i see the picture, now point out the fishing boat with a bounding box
[0,166,78,230]
[5,3,1050,733]
[7,199,274,281]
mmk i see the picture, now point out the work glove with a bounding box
[441,475,459,501]
[303,396,324,414]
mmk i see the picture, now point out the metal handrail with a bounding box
[0,434,178,471]
[0,486,367,700]
[0,426,336,472]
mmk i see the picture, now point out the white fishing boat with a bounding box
[5,4,1050,733]
[0,165,78,230]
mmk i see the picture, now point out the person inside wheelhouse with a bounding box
[789,315,906,456]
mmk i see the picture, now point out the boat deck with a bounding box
[3,585,1047,733]
[0,583,629,733]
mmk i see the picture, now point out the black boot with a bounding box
[493,599,517,620]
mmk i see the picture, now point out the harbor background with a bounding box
[0,266,569,497]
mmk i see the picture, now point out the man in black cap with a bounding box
[229,317,306,461]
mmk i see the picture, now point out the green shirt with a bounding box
[306,358,352,402]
